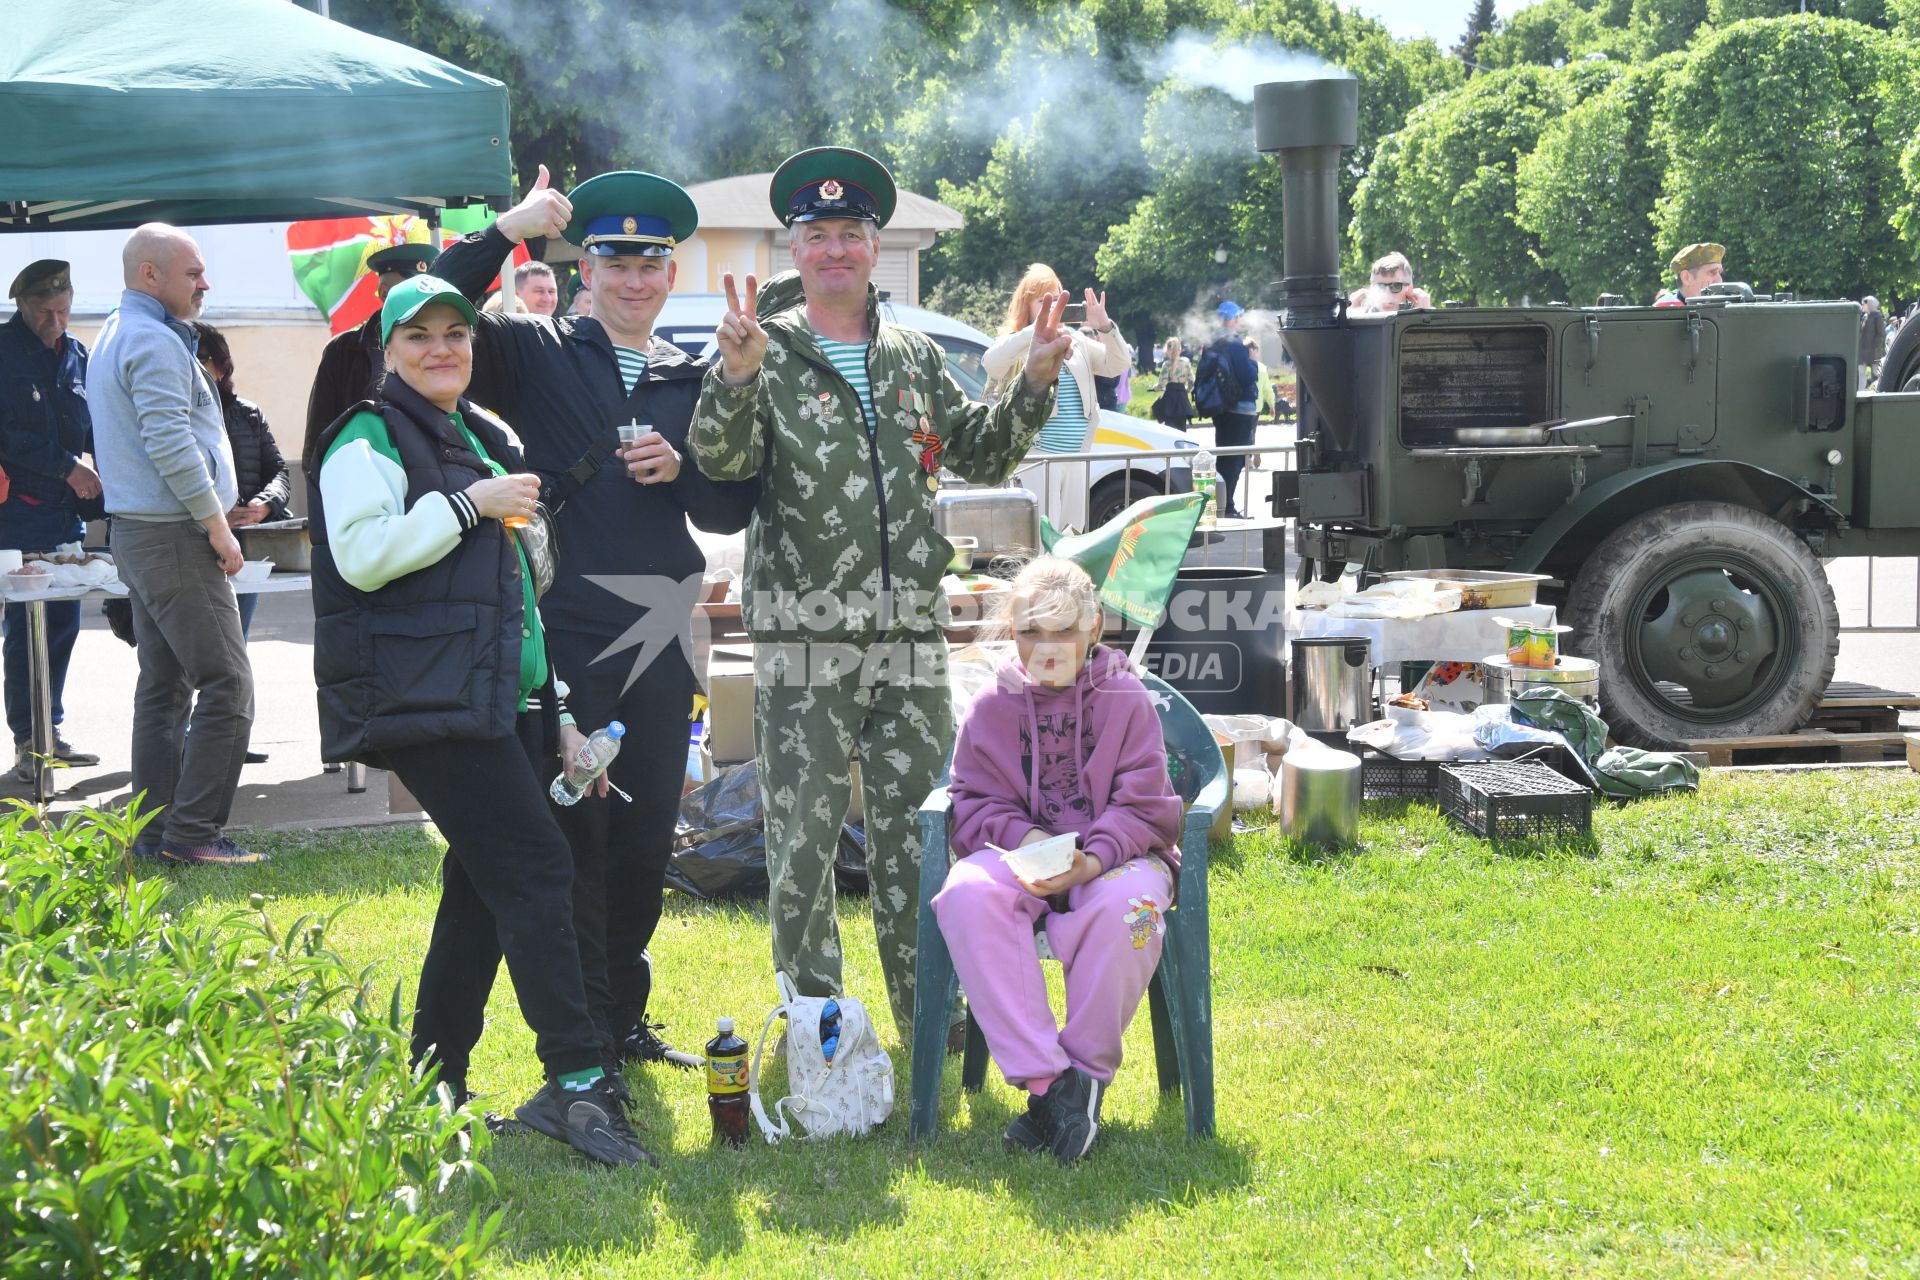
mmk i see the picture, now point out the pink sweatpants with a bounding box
[932,849,1172,1091]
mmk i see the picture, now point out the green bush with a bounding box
[0,805,500,1278]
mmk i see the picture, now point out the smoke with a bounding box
[1149,32,1351,103]
[415,0,1338,185]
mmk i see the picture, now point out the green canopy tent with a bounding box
[0,0,512,232]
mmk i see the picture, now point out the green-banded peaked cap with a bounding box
[770,147,896,228]
[564,171,699,257]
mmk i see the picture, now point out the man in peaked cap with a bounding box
[1,259,104,782]
[1653,243,1725,307]
[302,242,437,457]
[689,146,1069,1041]
[430,166,757,1090]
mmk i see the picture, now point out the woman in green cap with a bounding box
[304,275,654,1169]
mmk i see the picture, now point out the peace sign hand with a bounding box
[1021,290,1072,397]
[497,163,573,244]
[718,272,768,386]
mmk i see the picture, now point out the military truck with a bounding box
[1256,76,1920,746]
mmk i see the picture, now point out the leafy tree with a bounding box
[1652,15,1920,298]
[1477,0,1635,66]
[1625,0,1713,56]
[1516,54,1681,304]
[1457,0,1501,69]
[1349,63,1609,303]
[1707,0,1888,28]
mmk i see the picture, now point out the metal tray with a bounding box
[1380,568,1550,609]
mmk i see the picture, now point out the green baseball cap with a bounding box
[379,275,479,344]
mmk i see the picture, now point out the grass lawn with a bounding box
[158,770,1919,1278]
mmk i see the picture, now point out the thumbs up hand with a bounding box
[497,163,573,244]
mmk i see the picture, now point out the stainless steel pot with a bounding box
[1482,654,1601,709]
[1281,748,1363,846]
[1290,637,1372,733]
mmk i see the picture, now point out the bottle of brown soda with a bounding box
[706,1016,750,1146]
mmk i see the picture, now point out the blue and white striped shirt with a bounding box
[1036,368,1087,453]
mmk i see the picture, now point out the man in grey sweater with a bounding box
[88,224,259,865]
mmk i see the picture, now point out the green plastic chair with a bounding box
[908,672,1227,1140]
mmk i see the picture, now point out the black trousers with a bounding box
[390,715,603,1092]
[1210,410,1257,517]
[545,628,697,1063]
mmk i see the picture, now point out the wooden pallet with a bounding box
[1671,682,1918,765]
[1680,730,1910,767]
[1804,682,1920,733]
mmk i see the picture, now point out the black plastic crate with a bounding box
[1361,752,1445,800]
[1440,760,1592,840]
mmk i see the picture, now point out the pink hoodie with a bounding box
[950,645,1184,878]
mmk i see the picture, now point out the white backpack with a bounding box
[747,972,895,1143]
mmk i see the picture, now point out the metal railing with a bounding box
[1831,556,1920,633]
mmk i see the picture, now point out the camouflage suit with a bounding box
[690,273,1052,1036]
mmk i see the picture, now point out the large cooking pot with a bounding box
[1281,747,1362,846]
[1482,654,1601,709]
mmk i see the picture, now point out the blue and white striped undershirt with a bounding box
[613,343,647,395]
[814,337,877,437]
[1036,367,1087,453]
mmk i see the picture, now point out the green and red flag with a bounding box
[1040,491,1205,627]
[285,207,524,334]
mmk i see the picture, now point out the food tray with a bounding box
[1440,760,1592,839]
[1380,568,1551,609]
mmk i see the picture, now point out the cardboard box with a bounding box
[706,643,757,764]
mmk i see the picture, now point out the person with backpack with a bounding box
[931,556,1184,1164]
[1193,301,1261,518]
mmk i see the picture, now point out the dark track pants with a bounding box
[544,628,697,1065]
[389,715,603,1093]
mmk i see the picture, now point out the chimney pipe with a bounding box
[1254,77,1359,329]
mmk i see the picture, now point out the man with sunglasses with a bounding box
[1349,252,1433,314]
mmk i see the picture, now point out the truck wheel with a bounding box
[1880,314,1920,390]
[1564,501,1837,748]
[1087,473,1165,529]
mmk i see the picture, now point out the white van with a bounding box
[652,294,1197,531]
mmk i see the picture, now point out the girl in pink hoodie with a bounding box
[932,557,1184,1164]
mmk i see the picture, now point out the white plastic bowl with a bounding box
[233,560,274,583]
[993,830,1079,880]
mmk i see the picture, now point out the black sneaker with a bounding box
[514,1078,658,1168]
[52,737,99,766]
[616,1019,702,1070]
[1044,1068,1104,1165]
[1004,1089,1053,1155]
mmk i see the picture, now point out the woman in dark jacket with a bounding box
[304,276,652,1169]
[191,323,289,642]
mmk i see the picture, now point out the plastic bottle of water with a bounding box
[1193,449,1218,530]
[549,721,625,806]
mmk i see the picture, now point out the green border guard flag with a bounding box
[1039,492,1206,628]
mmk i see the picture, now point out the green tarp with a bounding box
[0,0,512,232]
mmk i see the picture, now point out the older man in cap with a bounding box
[1654,243,1725,306]
[303,243,437,458]
[430,165,758,1081]
[690,146,1068,1039]
[0,260,103,781]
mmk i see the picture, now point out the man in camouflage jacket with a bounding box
[689,147,1071,1036]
